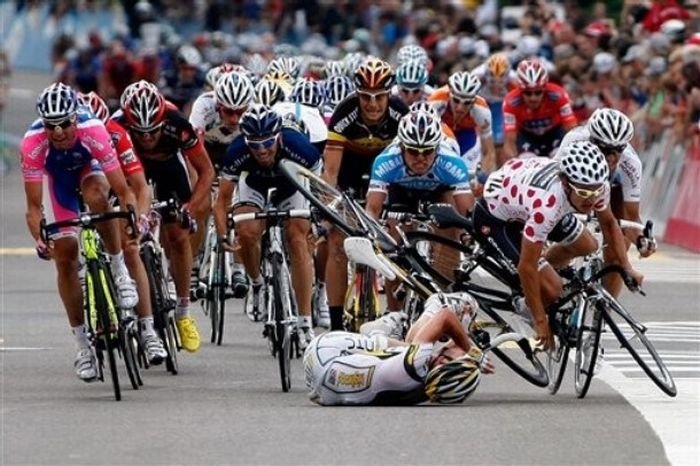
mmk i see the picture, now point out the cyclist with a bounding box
[323,57,409,331]
[160,45,206,114]
[392,60,433,107]
[473,141,643,350]
[502,58,578,160]
[213,104,321,348]
[254,78,287,107]
[366,110,471,320]
[472,53,517,163]
[273,77,328,153]
[303,301,489,406]
[21,83,139,381]
[78,91,167,364]
[119,84,214,353]
[428,70,496,184]
[553,108,656,296]
[321,75,355,125]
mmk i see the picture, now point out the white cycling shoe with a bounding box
[142,332,167,365]
[360,311,407,339]
[74,347,97,382]
[114,274,139,309]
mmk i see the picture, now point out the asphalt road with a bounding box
[1,71,699,466]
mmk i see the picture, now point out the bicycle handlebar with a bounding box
[40,206,138,243]
[231,209,312,225]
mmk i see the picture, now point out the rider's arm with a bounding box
[365,190,386,220]
[322,143,343,186]
[412,309,472,352]
[518,239,548,328]
[453,192,473,215]
[24,182,43,241]
[105,166,137,215]
[480,136,496,173]
[183,140,215,213]
[621,201,644,243]
[125,171,152,219]
[597,205,635,269]
[213,177,235,238]
[503,130,517,162]
[502,96,518,161]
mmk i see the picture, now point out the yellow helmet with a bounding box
[487,53,510,80]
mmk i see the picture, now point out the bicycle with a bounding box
[230,188,309,392]
[41,208,139,401]
[139,199,184,375]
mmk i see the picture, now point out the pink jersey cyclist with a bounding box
[20,107,120,235]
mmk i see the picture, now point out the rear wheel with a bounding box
[216,244,227,346]
[272,257,292,392]
[120,321,142,390]
[92,263,122,401]
[574,299,603,398]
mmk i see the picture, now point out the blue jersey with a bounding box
[221,127,321,198]
[368,142,470,194]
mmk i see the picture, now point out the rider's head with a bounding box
[290,78,325,109]
[240,103,282,168]
[398,110,442,175]
[77,91,109,123]
[424,353,481,404]
[37,82,79,149]
[123,84,167,150]
[324,75,355,109]
[486,53,510,81]
[559,140,609,213]
[254,78,286,107]
[516,58,548,109]
[447,71,481,121]
[354,58,394,125]
[586,108,634,172]
[396,60,429,106]
[215,71,255,126]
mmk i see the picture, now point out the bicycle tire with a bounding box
[601,294,677,397]
[278,159,364,237]
[119,323,141,390]
[216,243,226,346]
[164,313,180,375]
[546,333,570,395]
[574,298,603,398]
[271,256,292,392]
[90,261,122,401]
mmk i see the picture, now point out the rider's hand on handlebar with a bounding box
[534,318,554,352]
[636,235,657,258]
[36,239,53,260]
[625,267,645,291]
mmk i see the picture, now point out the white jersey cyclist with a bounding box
[304,331,434,406]
[483,157,610,244]
[471,62,517,104]
[553,125,641,203]
[272,100,328,146]
[189,91,241,145]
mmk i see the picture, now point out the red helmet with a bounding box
[516,58,548,90]
[123,86,166,130]
[77,91,109,123]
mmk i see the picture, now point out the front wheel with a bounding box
[573,298,603,398]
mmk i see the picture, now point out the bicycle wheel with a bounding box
[164,312,180,375]
[119,320,142,390]
[471,301,549,388]
[90,262,122,401]
[574,298,603,398]
[278,159,364,237]
[271,256,292,392]
[546,323,570,395]
[600,293,677,397]
[215,243,226,346]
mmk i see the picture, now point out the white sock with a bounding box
[299,315,312,328]
[233,262,245,273]
[250,275,264,286]
[138,316,156,335]
[175,297,189,319]
[109,251,128,277]
[72,324,90,349]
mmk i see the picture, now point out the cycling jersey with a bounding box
[482,158,609,244]
[304,331,433,406]
[553,126,642,203]
[221,128,321,208]
[327,94,408,192]
[368,142,469,194]
[160,68,206,111]
[189,91,241,146]
[503,83,576,137]
[20,109,119,235]
[105,119,143,177]
[272,101,328,146]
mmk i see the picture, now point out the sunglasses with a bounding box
[44,117,75,131]
[131,124,163,136]
[357,90,390,102]
[403,144,437,158]
[568,181,605,199]
[523,89,544,97]
[399,87,422,95]
[245,135,277,150]
[450,95,475,106]
[219,106,247,117]
[595,142,626,155]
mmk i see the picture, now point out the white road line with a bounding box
[0,347,52,351]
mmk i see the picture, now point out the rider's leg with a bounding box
[545,229,598,270]
[326,226,348,331]
[233,205,264,282]
[286,217,313,318]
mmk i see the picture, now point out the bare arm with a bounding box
[186,146,215,213]
[322,144,344,187]
[453,192,474,215]
[365,190,386,220]
[518,239,547,326]
[104,168,137,214]
[480,136,496,173]
[597,205,633,268]
[412,309,472,353]
[503,131,517,161]
[214,177,236,238]
[24,182,44,241]
[126,171,152,219]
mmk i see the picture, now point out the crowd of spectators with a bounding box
[5,0,700,149]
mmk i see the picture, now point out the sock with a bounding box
[317,281,326,290]
[250,275,264,287]
[109,251,128,277]
[232,262,245,274]
[175,297,190,319]
[299,315,312,329]
[72,324,90,349]
[139,316,155,335]
[329,305,343,331]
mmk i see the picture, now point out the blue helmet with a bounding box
[396,60,428,88]
[290,78,325,108]
[37,82,78,121]
[240,103,282,139]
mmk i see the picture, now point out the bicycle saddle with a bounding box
[427,204,474,232]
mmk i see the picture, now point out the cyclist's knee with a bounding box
[53,238,80,268]
[80,176,110,209]
[540,265,563,304]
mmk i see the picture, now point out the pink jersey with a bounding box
[483,158,609,243]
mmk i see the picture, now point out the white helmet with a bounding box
[176,44,202,67]
[215,72,254,109]
[424,356,481,404]
[120,80,159,111]
[409,101,440,117]
[560,141,610,185]
[36,82,78,121]
[587,108,634,147]
[516,58,548,89]
[398,110,442,149]
[396,44,429,66]
[77,91,109,123]
[254,78,286,107]
[448,71,481,100]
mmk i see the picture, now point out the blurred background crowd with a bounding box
[1,0,699,149]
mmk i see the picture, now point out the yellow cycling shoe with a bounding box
[176,316,201,353]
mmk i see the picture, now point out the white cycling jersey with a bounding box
[272,101,328,145]
[303,331,434,406]
[471,63,517,104]
[483,157,609,243]
[189,91,241,145]
[553,125,642,203]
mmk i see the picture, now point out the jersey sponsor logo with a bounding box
[530,162,560,190]
[441,159,468,181]
[82,134,106,153]
[618,158,641,186]
[323,363,375,393]
[388,107,404,122]
[333,109,358,134]
[559,104,573,116]
[119,148,137,165]
[504,113,516,126]
[26,140,48,160]
[373,156,402,178]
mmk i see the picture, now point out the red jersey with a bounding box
[503,83,577,136]
[105,119,143,176]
